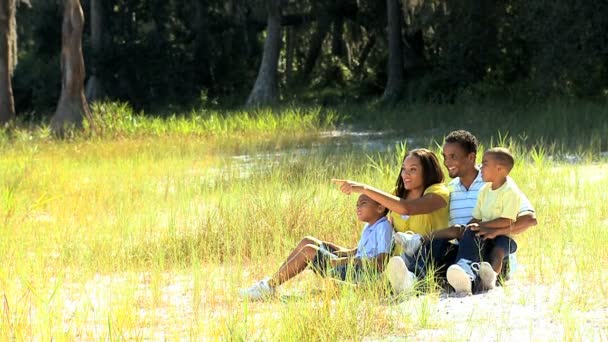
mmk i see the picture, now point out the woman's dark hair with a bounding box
[394,148,445,198]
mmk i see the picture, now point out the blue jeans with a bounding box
[456,228,518,266]
[406,238,458,280]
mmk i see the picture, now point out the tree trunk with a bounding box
[332,16,344,57]
[245,0,282,107]
[0,0,15,125]
[402,30,425,72]
[301,13,331,79]
[85,0,104,102]
[51,0,92,136]
[285,26,294,83]
[381,0,404,102]
[192,0,214,86]
[354,34,376,77]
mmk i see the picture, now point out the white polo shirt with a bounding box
[448,171,535,226]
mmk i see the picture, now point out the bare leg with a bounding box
[274,236,348,269]
[490,248,506,274]
[275,237,321,270]
[268,244,319,287]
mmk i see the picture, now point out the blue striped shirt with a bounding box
[448,171,535,226]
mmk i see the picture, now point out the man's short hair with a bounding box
[445,130,478,155]
[485,147,515,172]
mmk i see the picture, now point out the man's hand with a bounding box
[451,224,464,231]
[469,224,500,240]
[466,222,479,229]
[332,179,365,195]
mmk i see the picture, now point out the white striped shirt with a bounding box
[448,171,535,226]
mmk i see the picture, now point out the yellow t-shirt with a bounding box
[389,183,450,254]
[472,179,521,238]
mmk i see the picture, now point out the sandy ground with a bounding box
[45,267,608,341]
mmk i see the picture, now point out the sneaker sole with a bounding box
[479,262,497,291]
[447,266,472,295]
[386,256,410,294]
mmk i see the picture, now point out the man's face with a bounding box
[442,142,475,178]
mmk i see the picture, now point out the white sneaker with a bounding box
[386,256,417,295]
[447,259,476,295]
[393,232,423,257]
[479,262,497,291]
[239,277,275,301]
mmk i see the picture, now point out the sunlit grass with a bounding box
[0,104,607,339]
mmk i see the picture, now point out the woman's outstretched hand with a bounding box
[332,179,366,194]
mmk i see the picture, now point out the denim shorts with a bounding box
[310,243,364,282]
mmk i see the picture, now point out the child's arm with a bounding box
[370,253,389,272]
[475,217,514,229]
[471,213,537,239]
[330,257,356,267]
[360,253,389,272]
[333,248,357,258]
[330,253,389,272]
[511,214,537,234]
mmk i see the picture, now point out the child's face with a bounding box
[401,155,424,191]
[480,153,502,182]
[356,195,384,222]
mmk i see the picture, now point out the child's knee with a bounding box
[490,247,506,261]
[301,236,320,245]
[303,244,319,254]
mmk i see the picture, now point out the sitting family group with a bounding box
[240,130,537,301]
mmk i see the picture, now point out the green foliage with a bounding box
[1,116,607,338]
[12,0,608,117]
[86,102,338,141]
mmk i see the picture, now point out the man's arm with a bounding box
[427,225,465,241]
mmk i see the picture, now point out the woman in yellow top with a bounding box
[334,148,449,294]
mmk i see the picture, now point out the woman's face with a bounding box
[401,154,424,191]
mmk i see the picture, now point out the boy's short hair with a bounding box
[485,147,515,172]
[445,130,478,155]
[361,194,389,217]
[371,197,389,217]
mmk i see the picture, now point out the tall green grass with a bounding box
[0,104,607,339]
